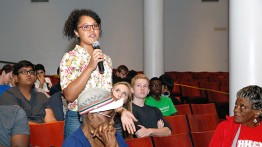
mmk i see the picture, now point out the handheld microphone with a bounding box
[92,41,104,74]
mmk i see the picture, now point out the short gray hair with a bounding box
[236,85,262,110]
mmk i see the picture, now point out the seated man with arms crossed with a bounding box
[131,74,171,138]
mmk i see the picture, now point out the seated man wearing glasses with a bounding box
[0,60,57,124]
[63,88,127,147]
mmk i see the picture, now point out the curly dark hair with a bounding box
[63,9,102,40]
[236,85,262,110]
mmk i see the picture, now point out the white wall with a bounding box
[164,0,228,72]
[0,0,228,74]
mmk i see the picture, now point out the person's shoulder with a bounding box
[34,90,49,101]
[62,45,83,59]
[225,116,234,123]
[63,136,84,147]
[63,127,89,147]
[145,96,154,102]
[146,95,153,99]
[104,54,112,62]
[35,90,48,97]
[0,105,20,113]
[0,105,27,126]
[0,84,10,89]
[4,86,16,93]
[0,87,18,99]
[217,116,235,128]
[144,104,159,110]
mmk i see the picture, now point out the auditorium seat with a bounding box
[174,104,192,115]
[190,103,217,115]
[125,137,153,147]
[29,121,64,147]
[191,131,215,147]
[180,81,208,104]
[153,133,192,147]
[187,113,219,132]
[164,115,189,135]
[172,81,181,97]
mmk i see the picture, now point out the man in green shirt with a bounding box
[145,77,177,116]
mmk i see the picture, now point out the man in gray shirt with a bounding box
[0,105,29,147]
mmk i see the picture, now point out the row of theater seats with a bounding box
[28,104,219,146]
[165,72,229,120]
[126,130,215,147]
[126,107,220,147]
[165,71,229,82]
[126,103,221,147]
[29,115,218,147]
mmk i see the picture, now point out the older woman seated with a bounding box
[210,85,262,146]
[62,88,128,147]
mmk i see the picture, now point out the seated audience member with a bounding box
[0,64,14,95]
[63,88,128,147]
[49,66,67,120]
[210,85,262,146]
[116,65,129,79]
[159,74,180,104]
[0,60,57,124]
[49,91,65,121]
[49,67,62,96]
[0,105,29,147]
[34,64,52,93]
[145,77,177,116]
[124,70,137,84]
[112,81,133,139]
[131,74,172,138]
[113,65,129,84]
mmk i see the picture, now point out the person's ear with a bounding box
[13,75,18,83]
[255,110,262,118]
[130,87,134,94]
[2,70,6,75]
[74,30,80,38]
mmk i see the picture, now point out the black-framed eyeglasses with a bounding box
[18,70,36,75]
[78,23,100,31]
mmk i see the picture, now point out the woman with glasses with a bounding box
[209,85,262,146]
[63,88,128,147]
[60,9,137,138]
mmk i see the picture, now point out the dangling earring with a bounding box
[254,118,258,124]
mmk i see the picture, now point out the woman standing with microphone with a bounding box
[60,9,136,138]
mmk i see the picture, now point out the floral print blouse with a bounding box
[60,45,112,111]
